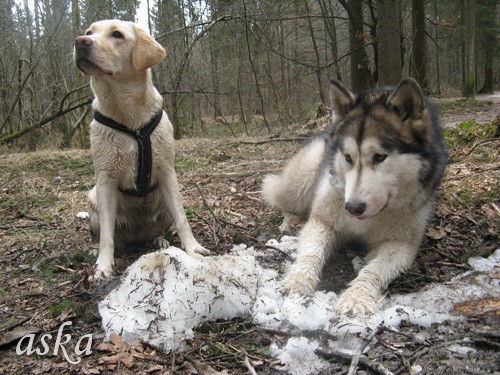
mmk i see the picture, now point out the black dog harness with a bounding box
[94,110,163,197]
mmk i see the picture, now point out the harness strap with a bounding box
[93,110,163,197]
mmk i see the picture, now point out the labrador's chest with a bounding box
[89,121,169,192]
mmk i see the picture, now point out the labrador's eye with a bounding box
[85,30,92,36]
[112,31,124,39]
[373,153,387,164]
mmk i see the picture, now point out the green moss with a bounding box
[49,300,83,316]
[437,98,492,114]
[443,119,498,147]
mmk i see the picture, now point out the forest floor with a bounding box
[0,96,498,374]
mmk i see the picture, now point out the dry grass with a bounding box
[0,109,498,374]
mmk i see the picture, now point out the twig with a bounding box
[435,261,473,270]
[242,349,258,375]
[316,348,395,375]
[348,325,382,375]
[195,183,253,233]
[464,137,500,157]
[233,137,306,146]
[187,169,272,178]
[0,247,39,263]
[264,244,294,261]
[0,316,31,335]
[394,347,430,375]
[194,182,220,242]
[217,217,253,232]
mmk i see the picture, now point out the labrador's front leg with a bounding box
[91,179,119,280]
[160,171,210,256]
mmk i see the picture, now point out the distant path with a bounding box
[438,91,500,128]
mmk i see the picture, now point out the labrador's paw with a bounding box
[153,236,170,248]
[90,264,114,282]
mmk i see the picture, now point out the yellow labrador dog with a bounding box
[74,20,209,280]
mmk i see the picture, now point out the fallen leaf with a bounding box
[426,226,447,240]
[96,333,159,370]
[81,363,103,374]
[199,178,211,185]
[193,360,230,375]
[452,297,500,317]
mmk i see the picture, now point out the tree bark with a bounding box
[411,0,428,90]
[463,0,476,98]
[377,0,402,85]
[340,0,373,91]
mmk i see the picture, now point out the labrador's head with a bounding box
[74,20,165,77]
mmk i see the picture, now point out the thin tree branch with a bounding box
[0,99,91,145]
[0,9,67,134]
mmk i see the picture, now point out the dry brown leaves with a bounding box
[96,333,159,372]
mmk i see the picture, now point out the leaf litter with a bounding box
[0,107,498,374]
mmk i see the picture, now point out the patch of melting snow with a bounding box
[76,211,89,219]
[99,237,499,375]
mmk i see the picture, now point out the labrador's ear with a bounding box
[132,26,166,71]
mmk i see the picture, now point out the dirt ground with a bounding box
[0,97,498,374]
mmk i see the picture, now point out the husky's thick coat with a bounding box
[262,78,447,315]
[74,20,209,281]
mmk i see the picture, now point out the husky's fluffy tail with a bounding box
[261,136,328,221]
[261,173,283,208]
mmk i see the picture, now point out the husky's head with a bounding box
[329,78,445,220]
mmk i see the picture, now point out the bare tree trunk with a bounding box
[411,0,428,89]
[71,0,81,36]
[377,0,402,85]
[340,0,373,91]
[317,0,341,80]
[243,1,271,133]
[463,0,476,98]
[433,1,441,95]
[305,1,325,103]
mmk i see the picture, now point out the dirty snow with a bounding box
[76,211,89,219]
[99,237,499,375]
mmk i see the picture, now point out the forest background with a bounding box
[0,1,499,373]
[0,0,498,150]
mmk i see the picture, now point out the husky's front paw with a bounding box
[279,214,303,234]
[337,286,378,316]
[282,270,317,295]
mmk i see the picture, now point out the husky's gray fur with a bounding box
[262,78,447,315]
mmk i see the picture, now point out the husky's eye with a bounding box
[344,154,353,164]
[111,31,124,39]
[373,153,387,164]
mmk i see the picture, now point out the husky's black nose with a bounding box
[345,202,366,216]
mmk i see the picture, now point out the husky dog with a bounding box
[262,78,447,315]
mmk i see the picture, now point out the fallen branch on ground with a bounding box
[316,348,395,375]
[232,136,307,146]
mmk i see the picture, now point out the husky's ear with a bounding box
[132,25,166,71]
[387,78,424,121]
[329,79,355,119]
